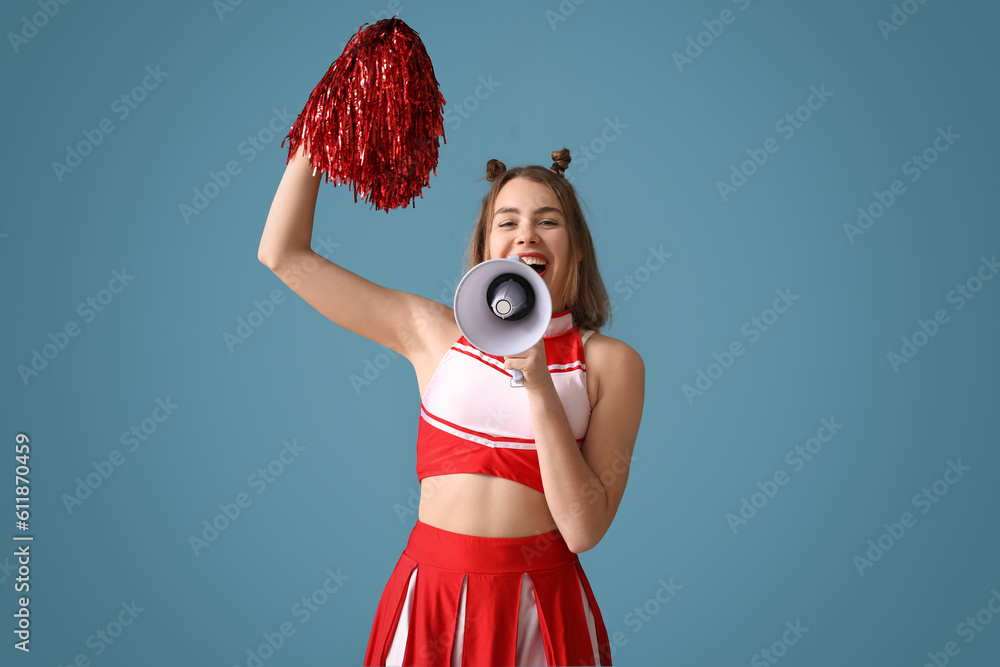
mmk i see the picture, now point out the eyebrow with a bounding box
[493,206,563,218]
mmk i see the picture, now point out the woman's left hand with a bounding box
[503,338,553,391]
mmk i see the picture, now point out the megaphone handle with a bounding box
[510,369,525,388]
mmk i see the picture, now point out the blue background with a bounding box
[3,0,999,665]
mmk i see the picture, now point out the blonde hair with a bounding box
[464,149,611,331]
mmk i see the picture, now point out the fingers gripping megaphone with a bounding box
[453,254,552,388]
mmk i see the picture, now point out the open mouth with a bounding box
[519,255,548,277]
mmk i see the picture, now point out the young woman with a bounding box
[258,145,644,666]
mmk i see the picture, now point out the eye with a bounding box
[497,221,515,228]
[540,219,558,226]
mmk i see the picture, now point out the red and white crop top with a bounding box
[416,309,592,494]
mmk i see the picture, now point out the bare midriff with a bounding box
[417,473,559,537]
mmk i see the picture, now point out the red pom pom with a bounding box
[281,18,446,212]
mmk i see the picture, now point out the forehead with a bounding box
[493,177,560,213]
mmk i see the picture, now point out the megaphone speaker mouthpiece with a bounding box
[487,273,533,321]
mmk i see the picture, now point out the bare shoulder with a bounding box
[583,331,645,401]
[585,331,644,368]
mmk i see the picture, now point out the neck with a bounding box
[544,309,575,337]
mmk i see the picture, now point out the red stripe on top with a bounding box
[451,330,587,375]
[421,404,535,445]
[451,345,513,376]
[417,418,546,493]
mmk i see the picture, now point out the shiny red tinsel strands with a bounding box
[281,18,446,211]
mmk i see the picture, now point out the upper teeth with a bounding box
[520,256,546,266]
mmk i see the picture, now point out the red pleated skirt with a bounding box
[364,520,613,666]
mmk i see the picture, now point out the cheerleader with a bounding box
[258,144,645,666]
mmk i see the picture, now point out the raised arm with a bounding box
[257,142,452,359]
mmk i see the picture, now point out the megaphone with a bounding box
[453,254,553,387]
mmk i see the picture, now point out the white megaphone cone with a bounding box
[453,254,553,388]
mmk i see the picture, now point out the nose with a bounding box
[515,224,539,245]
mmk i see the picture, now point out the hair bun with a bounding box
[486,158,507,182]
[550,148,570,176]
